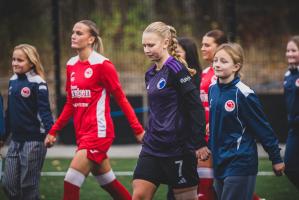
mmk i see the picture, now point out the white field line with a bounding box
[40,171,134,176]
[38,171,274,177]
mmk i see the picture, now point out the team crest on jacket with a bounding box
[225,100,235,112]
[21,87,31,98]
[295,78,299,87]
[157,78,166,89]
[84,68,93,78]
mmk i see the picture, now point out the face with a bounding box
[142,32,168,62]
[175,44,186,60]
[213,49,239,84]
[286,41,299,65]
[201,36,218,62]
[12,49,33,75]
[71,22,95,50]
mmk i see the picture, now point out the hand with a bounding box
[44,134,57,148]
[135,131,145,144]
[272,162,285,176]
[196,146,211,161]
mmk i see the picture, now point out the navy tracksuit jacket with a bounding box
[5,70,53,142]
[209,77,282,179]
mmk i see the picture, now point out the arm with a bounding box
[170,65,209,159]
[112,88,144,133]
[47,92,73,137]
[288,105,299,130]
[241,93,283,165]
[36,83,54,134]
[0,94,5,147]
[183,89,210,161]
[45,69,73,147]
[1,83,12,144]
[44,93,73,147]
[183,89,207,149]
[101,61,144,140]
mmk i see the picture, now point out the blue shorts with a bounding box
[133,152,198,188]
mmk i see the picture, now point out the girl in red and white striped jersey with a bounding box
[44,19,145,200]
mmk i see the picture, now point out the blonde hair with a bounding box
[143,21,196,76]
[78,20,104,53]
[215,43,244,77]
[14,44,45,80]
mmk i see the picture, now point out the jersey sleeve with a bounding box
[240,93,283,164]
[0,94,5,139]
[36,82,54,134]
[99,61,122,93]
[48,67,74,136]
[183,89,207,149]
[170,66,197,94]
[100,61,144,135]
[288,91,299,129]
[3,83,11,141]
[112,88,144,135]
[170,67,207,149]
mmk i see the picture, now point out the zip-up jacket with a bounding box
[209,77,282,179]
[0,94,4,139]
[5,70,54,142]
[284,66,299,130]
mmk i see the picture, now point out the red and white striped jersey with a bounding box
[49,51,144,148]
[200,66,217,124]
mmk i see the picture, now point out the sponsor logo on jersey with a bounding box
[73,103,89,107]
[225,100,235,112]
[70,72,75,82]
[21,87,31,98]
[180,76,191,84]
[295,78,299,87]
[71,88,91,98]
[157,78,166,89]
[84,67,93,78]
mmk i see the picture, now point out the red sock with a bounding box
[64,181,80,200]
[198,178,215,200]
[101,179,131,200]
[253,193,260,200]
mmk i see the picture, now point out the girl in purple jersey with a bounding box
[132,21,210,200]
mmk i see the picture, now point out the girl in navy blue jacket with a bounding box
[209,43,285,200]
[1,44,54,200]
[284,36,299,190]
